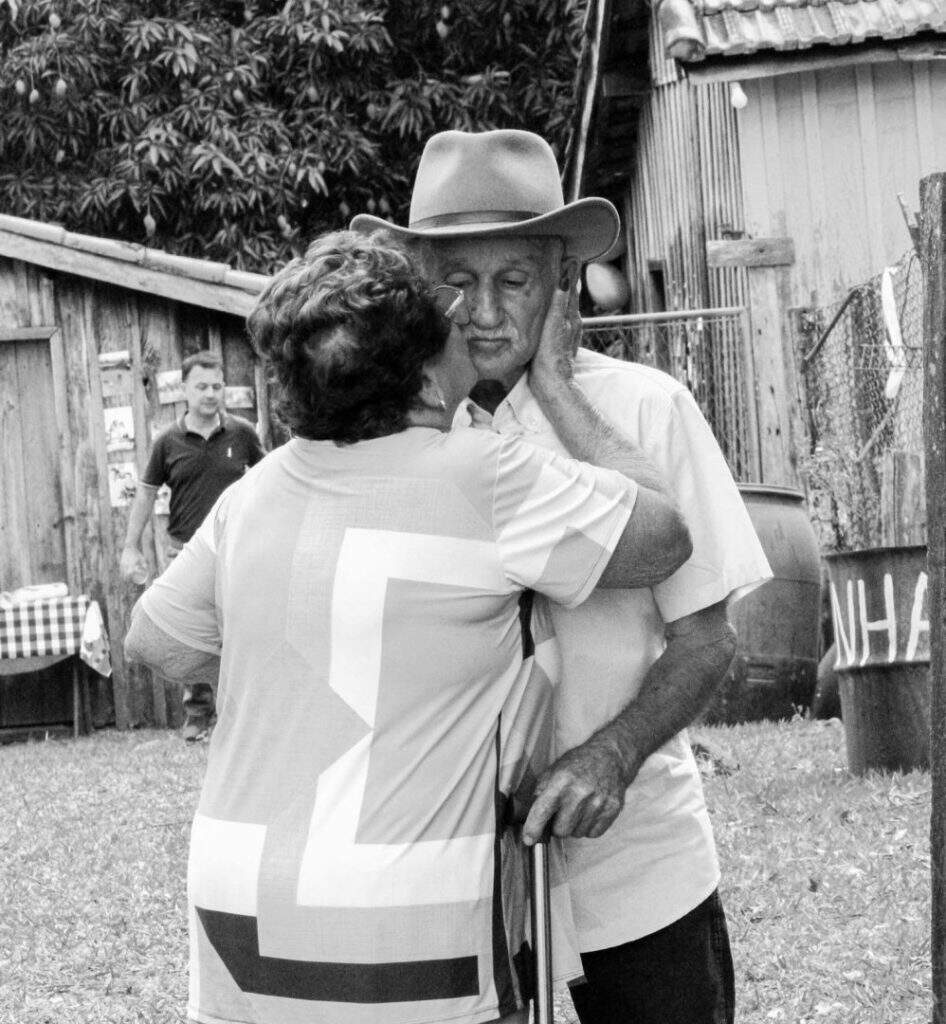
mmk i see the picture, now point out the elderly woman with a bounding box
[125,231,689,1024]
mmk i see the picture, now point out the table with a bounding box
[0,595,112,737]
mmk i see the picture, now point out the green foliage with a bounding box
[0,0,587,271]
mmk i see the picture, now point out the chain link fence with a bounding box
[797,250,924,552]
[581,307,758,483]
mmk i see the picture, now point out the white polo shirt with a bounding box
[456,348,771,952]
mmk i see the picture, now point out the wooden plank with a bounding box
[746,264,801,487]
[21,267,80,595]
[0,340,29,587]
[23,269,77,593]
[138,294,183,578]
[48,328,78,593]
[912,61,935,175]
[16,263,68,590]
[741,79,803,486]
[933,64,946,170]
[854,64,887,277]
[206,320,223,356]
[923,171,946,1024]
[706,236,795,268]
[685,43,900,85]
[800,73,828,305]
[815,66,872,296]
[0,262,31,588]
[52,277,112,722]
[737,79,773,238]
[74,284,131,728]
[0,326,55,342]
[0,231,259,318]
[880,451,927,546]
[118,289,165,730]
[91,282,162,729]
[13,323,63,584]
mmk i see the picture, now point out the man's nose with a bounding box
[469,285,504,329]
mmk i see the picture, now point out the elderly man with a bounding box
[352,130,771,1024]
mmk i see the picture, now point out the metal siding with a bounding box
[623,74,761,478]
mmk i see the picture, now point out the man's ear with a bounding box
[559,255,581,293]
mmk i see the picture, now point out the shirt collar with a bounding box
[179,411,227,436]
[454,372,540,432]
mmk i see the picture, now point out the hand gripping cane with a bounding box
[529,835,554,1024]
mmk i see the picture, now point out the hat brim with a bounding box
[350,197,620,264]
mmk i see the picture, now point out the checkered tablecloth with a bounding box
[0,596,112,676]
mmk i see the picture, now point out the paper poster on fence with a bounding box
[98,349,131,370]
[100,364,134,400]
[225,385,255,409]
[104,406,135,452]
[157,369,185,405]
[108,462,138,508]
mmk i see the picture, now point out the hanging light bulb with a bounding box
[730,82,748,110]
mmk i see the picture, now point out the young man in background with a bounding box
[120,350,264,740]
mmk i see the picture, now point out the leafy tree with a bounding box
[0,0,587,271]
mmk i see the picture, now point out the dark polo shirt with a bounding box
[142,413,265,543]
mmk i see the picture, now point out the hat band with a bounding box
[409,209,544,229]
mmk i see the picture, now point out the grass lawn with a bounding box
[0,718,931,1024]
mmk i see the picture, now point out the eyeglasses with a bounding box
[431,284,471,326]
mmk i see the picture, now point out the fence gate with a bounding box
[580,306,759,483]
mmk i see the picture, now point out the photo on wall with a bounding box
[103,406,135,453]
[108,461,138,508]
[157,369,185,405]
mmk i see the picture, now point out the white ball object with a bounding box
[585,262,629,311]
[730,82,748,110]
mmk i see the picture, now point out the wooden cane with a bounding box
[530,838,554,1024]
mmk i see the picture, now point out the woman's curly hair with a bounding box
[247,230,449,443]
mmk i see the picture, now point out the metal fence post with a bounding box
[922,171,946,1024]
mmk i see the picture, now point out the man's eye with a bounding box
[502,277,527,288]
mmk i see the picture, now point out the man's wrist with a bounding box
[530,364,578,405]
[589,721,647,790]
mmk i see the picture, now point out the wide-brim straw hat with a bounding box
[350,129,620,263]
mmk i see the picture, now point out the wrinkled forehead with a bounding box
[415,235,561,278]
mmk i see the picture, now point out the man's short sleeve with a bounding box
[234,417,265,466]
[492,436,636,609]
[141,432,169,488]
[139,494,226,655]
[648,387,771,623]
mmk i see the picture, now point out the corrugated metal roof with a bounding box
[692,0,946,57]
